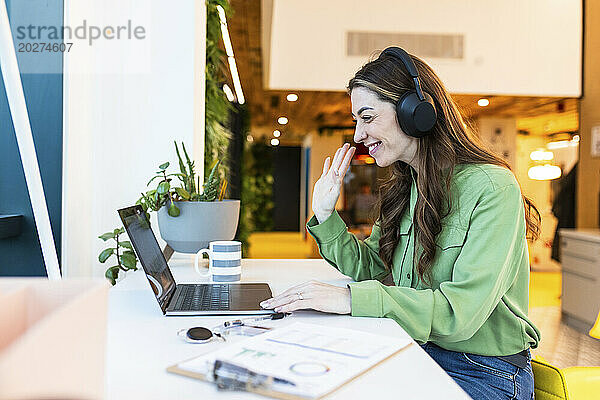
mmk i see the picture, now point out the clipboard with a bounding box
[167,322,413,400]
[167,343,412,400]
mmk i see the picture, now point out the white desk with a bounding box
[106,257,469,399]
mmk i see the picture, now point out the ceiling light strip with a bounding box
[223,84,235,102]
[227,57,245,104]
[217,5,244,105]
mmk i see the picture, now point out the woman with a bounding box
[260,47,540,399]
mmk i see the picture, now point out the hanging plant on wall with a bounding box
[205,0,233,180]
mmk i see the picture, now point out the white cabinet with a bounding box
[560,229,600,332]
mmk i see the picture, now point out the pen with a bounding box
[213,359,297,389]
[222,312,290,328]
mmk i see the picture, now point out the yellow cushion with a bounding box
[532,358,570,400]
[563,367,600,400]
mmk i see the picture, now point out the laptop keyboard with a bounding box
[174,284,230,311]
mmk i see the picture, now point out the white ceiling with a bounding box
[264,0,582,96]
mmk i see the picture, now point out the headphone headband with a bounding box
[380,47,418,77]
[380,47,425,101]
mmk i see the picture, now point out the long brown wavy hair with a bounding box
[348,51,541,285]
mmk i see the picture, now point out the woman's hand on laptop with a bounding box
[260,281,351,314]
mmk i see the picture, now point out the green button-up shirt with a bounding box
[307,164,540,356]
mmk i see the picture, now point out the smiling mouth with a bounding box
[367,141,382,156]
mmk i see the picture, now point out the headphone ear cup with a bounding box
[396,91,437,138]
[415,92,437,134]
[395,91,412,136]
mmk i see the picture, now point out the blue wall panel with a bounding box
[0,0,63,276]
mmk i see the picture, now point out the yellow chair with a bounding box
[562,366,600,400]
[532,312,600,400]
[589,312,600,339]
[532,358,570,400]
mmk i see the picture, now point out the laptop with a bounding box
[118,205,274,316]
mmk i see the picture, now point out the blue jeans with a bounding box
[421,343,534,399]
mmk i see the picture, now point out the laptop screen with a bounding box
[118,206,175,310]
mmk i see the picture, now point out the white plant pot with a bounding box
[157,200,240,254]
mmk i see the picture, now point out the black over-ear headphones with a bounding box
[378,47,437,138]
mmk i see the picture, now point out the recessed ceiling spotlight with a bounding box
[477,98,490,107]
[528,164,561,180]
[273,130,281,137]
[271,138,280,146]
[286,93,298,102]
[278,116,288,125]
[547,140,571,150]
[530,149,554,161]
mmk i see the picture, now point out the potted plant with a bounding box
[98,227,138,285]
[137,141,240,253]
[98,0,237,284]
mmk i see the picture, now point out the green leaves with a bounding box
[140,144,226,221]
[105,266,120,286]
[98,232,114,241]
[175,142,188,181]
[174,187,190,200]
[181,142,197,195]
[99,248,114,263]
[199,160,221,201]
[157,180,170,195]
[147,175,163,186]
[174,141,197,195]
[168,202,180,217]
[98,227,138,284]
[120,251,137,270]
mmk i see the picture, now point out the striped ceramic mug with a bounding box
[194,240,242,282]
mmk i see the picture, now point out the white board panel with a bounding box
[268,0,582,96]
